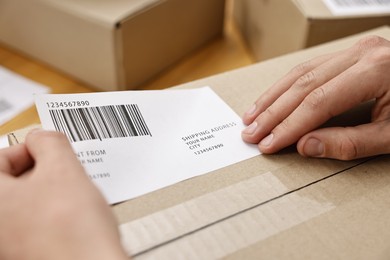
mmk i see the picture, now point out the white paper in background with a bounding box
[35,87,260,204]
[0,135,8,149]
[0,66,50,126]
[323,0,390,16]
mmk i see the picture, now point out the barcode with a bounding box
[49,104,152,142]
[0,99,13,114]
[332,0,390,7]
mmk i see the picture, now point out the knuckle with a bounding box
[358,35,386,47]
[365,46,390,64]
[302,87,327,110]
[354,35,388,54]
[290,60,312,75]
[278,117,291,132]
[292,70,317,90]
[263,106,277,118]
[338,135,361,160]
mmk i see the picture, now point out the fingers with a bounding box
[297,120,390,160]
[242,51,338,126]
[24,130,84,178]
[242,48,359,145]
[0,144,34,177]
[292,54,387,150]
[245,49,385,154]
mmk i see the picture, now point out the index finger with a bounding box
[25,130,85,178]
[242,51,339,125]
[260,61,380,153]
[0,144,34,177]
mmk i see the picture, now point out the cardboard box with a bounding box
[0,0,225,91]
[233,0,390,60]
[9,26,390,258]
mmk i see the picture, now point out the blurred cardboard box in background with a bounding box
[233,0,390,61]
[0,0,225,91]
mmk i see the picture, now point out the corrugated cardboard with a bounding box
[0,0,225,91]
[8,26,390,259]
[233,0,390,60]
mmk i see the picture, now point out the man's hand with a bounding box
[242,35,390,160]
[0,130,128,260]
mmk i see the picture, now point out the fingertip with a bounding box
[245,103,257,116]
[25,130,73,159]
[26,129,67,142]
[27,128,45,135]
[257,133,278,154]
[242,121,258,134]
[242,104,258,125]
[242,117,252,126]
[241,121,265,144]
[298,137,325,158]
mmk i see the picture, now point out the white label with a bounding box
[323,0,390,15]
[35,87,260,204]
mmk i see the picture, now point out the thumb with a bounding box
[297,121,390,160]
[25,130,84,176]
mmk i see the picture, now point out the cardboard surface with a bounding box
[0,0,225,91]
[8,26,390,259]
[233,0,390,60]
[115,26,390,259]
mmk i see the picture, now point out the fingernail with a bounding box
[242,121,258,135]
[28,128,44,135]
[245,104,257,116]
[260,133,274,147]
[303,138,324,157]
